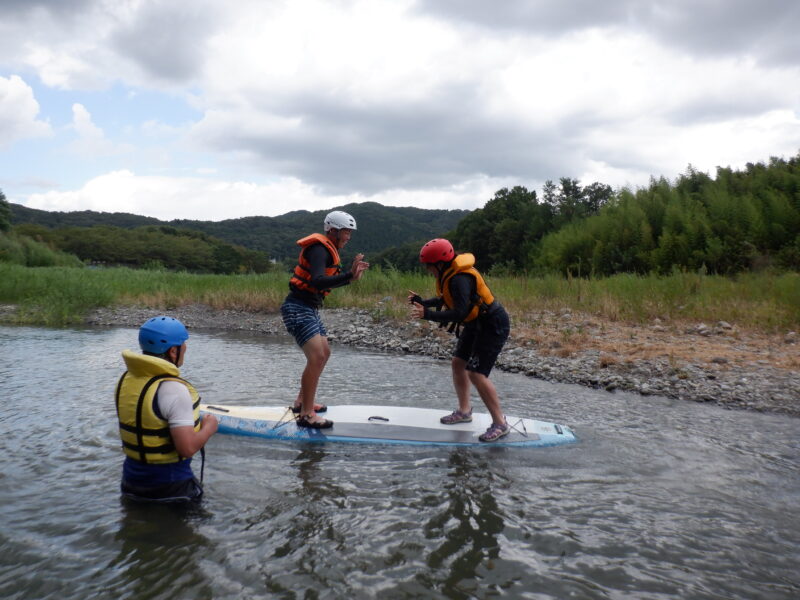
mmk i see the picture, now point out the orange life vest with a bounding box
[436,253,495,323]
[289,233,342,297]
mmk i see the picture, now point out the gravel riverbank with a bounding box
[82,303,800,418]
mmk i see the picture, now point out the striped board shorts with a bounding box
[280,296,327,347]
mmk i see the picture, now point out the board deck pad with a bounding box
[201,404,578,448]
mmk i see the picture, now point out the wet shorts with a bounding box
[121,476,203,504]
[453,304,510,377]
[281,296,327,347]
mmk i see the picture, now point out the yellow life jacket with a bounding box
[115,350,201,464]
[436,253,495,323]
[289,233,342,297]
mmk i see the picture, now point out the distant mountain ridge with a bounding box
[10,201,470,260]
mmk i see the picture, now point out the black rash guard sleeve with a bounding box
[423,273,474,323]
[415,296,443,308]
[305,243,353,290]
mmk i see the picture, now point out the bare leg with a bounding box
[297,335,330,422]
[451,357,472,413]
[468,371,505,425]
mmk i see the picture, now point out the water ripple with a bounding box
[1,326,798,599]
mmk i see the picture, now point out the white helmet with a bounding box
[324,210,357,232]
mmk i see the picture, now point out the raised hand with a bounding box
[407,289,423,304]
[351,253,370,281]
[410,301,425,319]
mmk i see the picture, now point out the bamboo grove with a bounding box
[374,154,800,277]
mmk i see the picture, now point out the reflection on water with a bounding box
[423,452,506,597]
[111,503,213,600]
[0,325,798,600]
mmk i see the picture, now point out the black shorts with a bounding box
[453,304,510,377]
[121,476,204,504]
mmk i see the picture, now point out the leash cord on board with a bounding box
[271,407,296,430]
[508,418,528,438]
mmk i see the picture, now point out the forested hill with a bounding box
[10,204,161,229]
[10,201,469,261]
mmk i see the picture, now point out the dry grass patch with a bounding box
[511,309,799,370]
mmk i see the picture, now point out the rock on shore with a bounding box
[84,303,800,418]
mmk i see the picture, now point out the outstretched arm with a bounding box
[412,274,473,322]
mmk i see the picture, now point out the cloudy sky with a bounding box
[1,0,799,222]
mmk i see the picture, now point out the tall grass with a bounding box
[493,271,800,330]
[1,263,798,331]
[0,232,84,267]
[0,264,287,325]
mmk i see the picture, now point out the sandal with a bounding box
[479,422,510,442]
[440,409,473,424]
[296,414,333,429]
[291,403,327,414]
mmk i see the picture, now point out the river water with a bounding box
[0,325,798,599]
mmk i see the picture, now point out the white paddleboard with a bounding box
[201,404,578,448]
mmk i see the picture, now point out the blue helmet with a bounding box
[138,316,189,354]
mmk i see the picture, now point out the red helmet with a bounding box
[419,238,455,264]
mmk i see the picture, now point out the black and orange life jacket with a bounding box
[436,253,495,323]
[289,233,342,297]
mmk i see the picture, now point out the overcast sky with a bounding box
[1,0,799,221]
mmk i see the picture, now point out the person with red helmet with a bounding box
[409,239,511,442]
[280,210,370,428]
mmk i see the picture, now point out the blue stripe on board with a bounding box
[215,416,578,448]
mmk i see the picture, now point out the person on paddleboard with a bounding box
[408,238,511,442]
[115,316,218,502]
[281,210,370,428]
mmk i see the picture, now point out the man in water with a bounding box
[281,210,369,428]
[115,316,218,502]
[408,238,511,442]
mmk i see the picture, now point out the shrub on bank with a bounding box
[0,231,84,268]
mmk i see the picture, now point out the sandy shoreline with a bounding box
[77,303,800,418]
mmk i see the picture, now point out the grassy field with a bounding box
[1,263,798,332]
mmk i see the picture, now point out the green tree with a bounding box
[0,189,11,232]
[452,186,550,271]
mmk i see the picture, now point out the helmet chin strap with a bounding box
[434,262,447,286]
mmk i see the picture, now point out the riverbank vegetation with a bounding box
[1,263,797,332]
[0,230,85,268]
[373,155,800,276]
[1,157,798,333]
[12,223,273,274]
[1,191,84,268]
[5,155,798,279]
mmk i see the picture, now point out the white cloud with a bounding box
[190,8,800,195]
[71,103,103,139]
[25,44,100,90]
[68,103,133,156]
[2,1,800,220]
[21,170,502,221]
[0,75,51,148]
